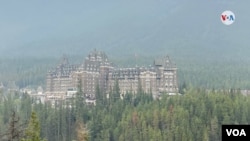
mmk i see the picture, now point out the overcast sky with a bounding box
[0,0,248,58]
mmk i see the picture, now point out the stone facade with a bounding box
[46,50,178,100]
[108,56,178,96]
[45,55,77,100]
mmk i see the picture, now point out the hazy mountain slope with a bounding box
[0,0,249,63]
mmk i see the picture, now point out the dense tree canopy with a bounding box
[0,86,249,141]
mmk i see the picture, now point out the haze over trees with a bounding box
[0,0,249,89]
[0,1,250,141]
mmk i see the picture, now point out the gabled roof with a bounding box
[154,56,176,68]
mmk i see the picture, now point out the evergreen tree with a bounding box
[112,79,120,103]
[95,83,104,106]
[75,79,85,121]
[22,111,45,141]
[0,111,25,141]
[75,121,89,141]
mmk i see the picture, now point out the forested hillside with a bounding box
[0,0,250,89]
[0,87,249,141]
[1,55,250,90]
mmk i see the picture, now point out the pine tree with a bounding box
[0,111,25,141]
[113,79,120,103]
[22,111,45,141]
[95,83,103,106]
[75,79,85,121]
[75,121,89,141]
[202,127,209,141]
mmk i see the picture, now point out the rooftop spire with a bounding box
[60,54,69,66]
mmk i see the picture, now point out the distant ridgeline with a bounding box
[45,49,178,103]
